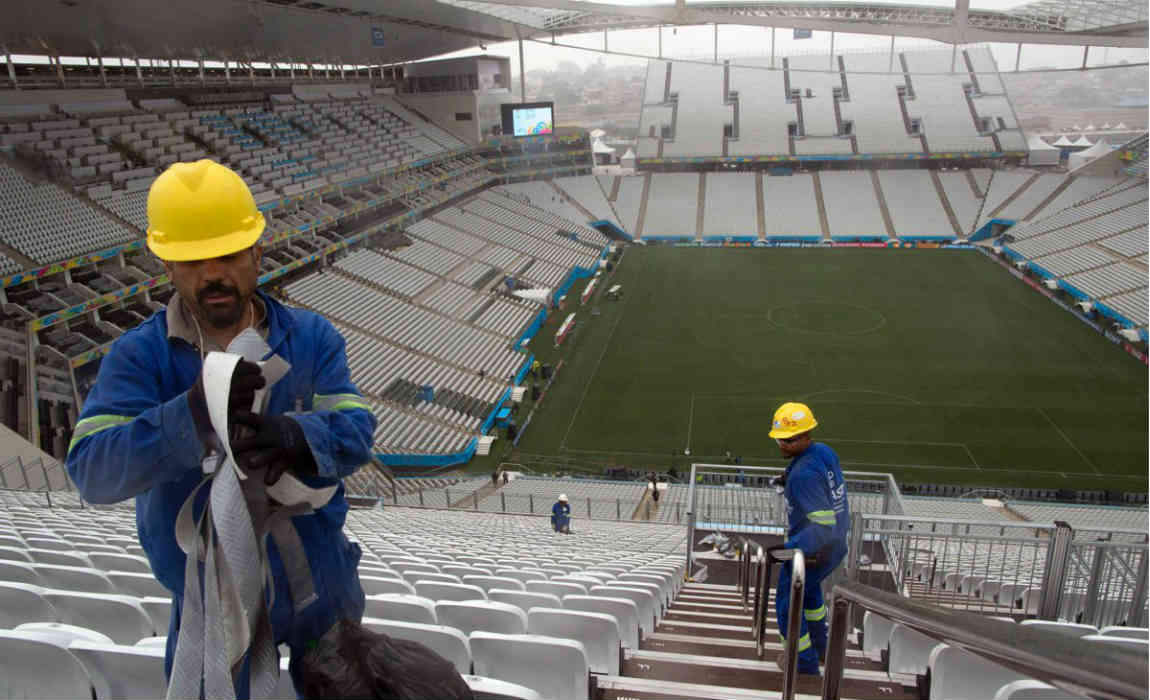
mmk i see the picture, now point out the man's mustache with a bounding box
[197,283,240,304]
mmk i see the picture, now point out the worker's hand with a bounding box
[229,411,317,484]
[187,360,266,444]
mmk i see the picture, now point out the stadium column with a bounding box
[518,37,526,103]
[134,55,142,87]
[713,23,718,63]
[5,47,17,89]
[198,56,205,86]
[96,53,107,88]
[224,59,231,85]
[657,25,662,59]
[307,62,313,80]
[1014,44,1022,71]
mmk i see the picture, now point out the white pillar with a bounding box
[97,54,107,87]
[1081,45,1089,69]
[1014,43,1022,72]
[889,35,895,73]
[713,23,718,64]
[224,59,231,84]
[4,48,17,89]
[829,32,836,70]
[770,27,776,69]
[518,38,526,103]
[657,26,662,59]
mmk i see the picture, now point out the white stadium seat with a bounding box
[1099,626,1150,639]
[435,600,528,636]
[463,674,544,700]
[364,593,438,625]
[1080,634,1150,649]
[31,564,118,594]
[0,581,59,628]
[415,580,488,602]
[863,611,895,660]
[1019,620,1097,638]
[561,595,640,650]
[42,591,157,644]
[527,608,621,675]
[13,621,114,645]
[928,644,1029,700]
[69,640,169,699]
[108,571,168,598]
[470,632,589,700]
[0,629,96,699]
[526,580,587,599]
[88,552,152,574]
[888,623,941,675]
[359,575,417,596]
[360,618,472,674]
[487,589,563,615]
[993,679,1090,699]
[140,597,173,634]
[589,585,657,639]
[463,575,526,593]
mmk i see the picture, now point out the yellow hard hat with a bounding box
[769,402,818,439]
[146,159,265,262]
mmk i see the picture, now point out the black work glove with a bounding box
[230,411,318,485]
[186,360,266,445]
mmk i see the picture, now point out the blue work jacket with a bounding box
[66,291,376,652]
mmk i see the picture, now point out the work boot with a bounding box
[776,652,821,677]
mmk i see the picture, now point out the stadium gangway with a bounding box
[848,512,1150,628]
[823,580,1148,700]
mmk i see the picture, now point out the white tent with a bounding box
[1116,122,1128,130]
[591,138,615,156]
[1071,124,1082,131]
[1070,135,1093,147]
[589,128,606,140]
[1026,134,1060,165]
[1101,122,1112,130]
[1069,139,1111,169]
[1052,134,1075,147]
[1083,124,1096,131]
[619,147,636,168]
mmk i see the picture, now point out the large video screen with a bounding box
[501,102,555,137]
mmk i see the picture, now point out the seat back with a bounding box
[888,623,940,675]
[415,581,488,603]
[862,611,895,660]
[0,630,95,699]
[488,589,562,615]
[360,618,471,674]
[0,581,59,628]
[436,601,528,636]
[562,595,640,650]
[589,586,656,638]
[992,679,1090,700]
[359,576,417,596]
[527,608,620,675]
[364,593,438,625]
[31,564,117,594]
[139,597,173,636]
[1018,620,1097,638]
[463,575,526,593]
[928,645,1028,700]
[1081,634,1150,649]
[108,572,168,598]
[69,640,168,699]
[43,591,156,644]
[89,553,151,574]
[470,632,589,700]
[27,548,91,568]
[526,581,586,599]
[462,674,543,700]
[1099,626,1150,640]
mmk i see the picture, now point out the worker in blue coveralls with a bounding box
[768,402,849,676]
[551,493,571,533]
[65,160,377,697]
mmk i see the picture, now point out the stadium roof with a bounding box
[0,0,1144,65]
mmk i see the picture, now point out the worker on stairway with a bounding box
[768,402,850,676]
[66,159,377,697]
[551,493,571,533]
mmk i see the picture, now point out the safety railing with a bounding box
[823,581,1149,700]
[849,513,1149,627]
[0,456,74,492]
[735,538,808,699]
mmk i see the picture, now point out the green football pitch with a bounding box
[507,246,1148,492]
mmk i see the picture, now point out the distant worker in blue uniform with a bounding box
[66,160,377,697]
[551,493,571,533]
[768,402,850,676]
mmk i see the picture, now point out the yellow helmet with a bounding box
[146,159,265,262]
[769,402,818,439]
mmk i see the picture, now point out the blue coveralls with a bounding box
[776,442,850,674]
[66,291,377,696]
[551,501,571,532]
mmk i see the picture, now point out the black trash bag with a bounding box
[294,620,474,699]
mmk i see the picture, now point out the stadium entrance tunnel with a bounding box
[590,220,631,242]
[768,302,887,336]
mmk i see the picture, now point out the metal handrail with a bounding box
[773,548,806,700]
[822,581,1149,700]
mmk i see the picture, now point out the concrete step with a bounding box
[596,674,786,700]
[643,633,883,672]
[622,649,918,699]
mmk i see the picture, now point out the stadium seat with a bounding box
[527,580,587,599]
[1019,620,1097,638]
[43,591,156,644]
[863,611,895,661]
[992,679,1090,699]
[487,589,563,615]
[364,593,438,624]
[435,601,528,635]
[562,595,640,650]
[463,575,526,593]
[358,565,402,580]
[1080,634,1150,649]
[392,562,442,580]
[88,553,151,574]
[495,569,549,586]
[928,644,1028,700]
[409,572,464,585]
[69,640,168,699]
[888,623,941,675]
[589,585,657,638]
[108,571,168,598]
[0,560,42,584]
[619,572,674,607]
[0,581,59,628]
[359,618,471,675]
[135,637,167,647]
[462,675,544,700]
[415,581,487,602]
[997,584,1027,608]
[140,597,173,634]
[443,564,494,578]
[0,629,96,699]
[470,632,589,700]
[31,564,117,594]
[359,575,417,596]
[0,544,33,562]
[527,608,621,675]
[1099,626,1150,639]
[13,621,114,645]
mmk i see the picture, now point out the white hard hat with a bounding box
[558,494,568,501]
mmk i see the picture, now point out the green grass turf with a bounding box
[492,246,1148,491]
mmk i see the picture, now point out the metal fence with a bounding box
[851,512,1149,627]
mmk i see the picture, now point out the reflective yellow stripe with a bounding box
[807,509,836,525]
[313,393,371,412]
[67,415,133,454]
[804,605,827,621]
[797,633,812,651]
